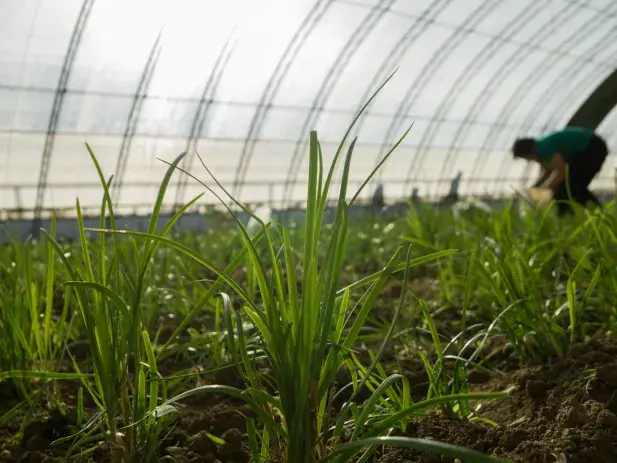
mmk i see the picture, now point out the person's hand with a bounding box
[528,187,553,204]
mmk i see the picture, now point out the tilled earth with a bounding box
[2,336,617,462]
[378,335,617,463]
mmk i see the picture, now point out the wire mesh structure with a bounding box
[1,0,616,224]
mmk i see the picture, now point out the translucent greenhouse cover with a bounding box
[1,0,616,218]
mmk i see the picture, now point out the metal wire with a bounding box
[0,119,515,143]
[281,0,396,206]
[231,0,335,199]
[0,110,507,137]
[30,0,95,237]
[113,30,162,207]
[465,0,617,194]
[374,0,501,198]
[172,27,239,209]
[492,15,617,189]
[405,0,550,195]
[431,0,584,195]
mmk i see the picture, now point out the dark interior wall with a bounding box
[567,67,617,130]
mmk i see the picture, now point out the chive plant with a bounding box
[0,73,530,463]
[111,74,511,463]
[1,125,614,462]
[0,216,76,408]
[403,197,617,365]
[32,148,206,461]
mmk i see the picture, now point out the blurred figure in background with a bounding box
[411,187,421,204]
[441,171,462,205]
[371,183,385,214]
[511,127,608,216]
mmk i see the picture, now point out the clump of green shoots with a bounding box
[0,216,78,422]
[403,192,617,366]
[0,73,514,463]
[16,148,206,462]
[133,73,510,463]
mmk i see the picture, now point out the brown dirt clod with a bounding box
[377,335,617,463]
[3,336,617,463]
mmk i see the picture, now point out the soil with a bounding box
[2,333,617,463]
[0,395,252,463]
[377,334,617,463]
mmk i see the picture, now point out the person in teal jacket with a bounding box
[511,126,608,216]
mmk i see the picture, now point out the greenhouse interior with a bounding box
[1,0,617,462]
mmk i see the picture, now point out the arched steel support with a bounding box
[31,0,95,237]
[567,66,617,130]
[465,1,616,194]
[231,0,335,200]
[433,0,582,193]
[494,10,617,190]
[376,0,501,197]
[406,0,549,194]
[333,0,454,185]
[172,29,238,209]
[279,0,397,206]
[113,30,162,207]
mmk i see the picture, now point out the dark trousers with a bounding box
[554,134,608,216]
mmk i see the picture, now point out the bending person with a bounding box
[511,126,608,216]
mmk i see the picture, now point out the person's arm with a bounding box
[532,166,551,188]
[544,153,567,191]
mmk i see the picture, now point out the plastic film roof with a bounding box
[1,0,616,218]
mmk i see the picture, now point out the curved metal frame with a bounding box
[485,5,617,190]
[31,0,95,236]
[321,0,455,187]
[489,6,617,188]
[278,0,397,206]
[172,28,239,208]
[231,0,335,199]
[113,30,162,207]
[404,0,550,195]
[465,1,617,194]
[372,0,501,196]
[277,0,456,199]
[13,0,617,219]
[431,0,584,195]
[567,67,617,130]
